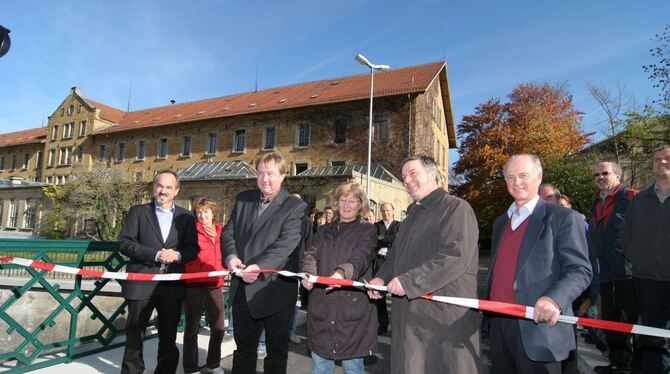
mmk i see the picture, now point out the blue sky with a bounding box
[2,1,668,163]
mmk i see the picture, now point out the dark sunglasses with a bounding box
[593,171,611,177]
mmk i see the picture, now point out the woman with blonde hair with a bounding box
[301,182,378,374]
[182,197,225,374]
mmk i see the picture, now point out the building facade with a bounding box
[0,61,458,237]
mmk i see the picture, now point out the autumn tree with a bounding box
[43,169,147,240]
[452,83,591,249]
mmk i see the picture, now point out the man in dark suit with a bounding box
[373,202,399,335]
[222,152,307,374]
[118,169,198,374]
[487,154,592,374]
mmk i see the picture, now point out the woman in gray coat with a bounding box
[301,182,378,374]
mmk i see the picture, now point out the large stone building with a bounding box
[0,60,458,237]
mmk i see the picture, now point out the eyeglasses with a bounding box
[593,171,611,178]
[339,199,361,206]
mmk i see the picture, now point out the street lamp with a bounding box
[355,54,390,201]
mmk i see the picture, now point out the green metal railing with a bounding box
[0,239,153,373]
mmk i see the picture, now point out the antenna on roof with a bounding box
[170,100,176,105]
[127,82,132,112]
[254,60,258,93]
[41,108,44,127]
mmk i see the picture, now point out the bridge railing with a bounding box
[0,239,151,373]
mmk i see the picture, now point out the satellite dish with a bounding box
[0,25,11,58]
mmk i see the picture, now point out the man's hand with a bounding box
[301,274,314,290]
[240,264,260,283]
[226,256,245,271]
[576,298,592,317]
[325,270,344,292]
[158,249,179,264]
[386,277,406,297]
[367,277,385,299]
[533,296,561,326]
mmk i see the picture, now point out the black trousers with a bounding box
[633,277,670,374]
[183,287,226,372]
[599,279,640,368]
[121,285,182,374]
[489,316,560,374]
[231,284,293,374]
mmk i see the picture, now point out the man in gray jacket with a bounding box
[621,144,670,374]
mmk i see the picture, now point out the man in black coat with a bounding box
[118,169,198,374]
[373,202,399,334]
[222,152,307,374]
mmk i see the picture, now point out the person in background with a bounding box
[538,183,561,204]
[373,202,400,335]
[589,161,639,374]
[302,182,378,374]
[621,145,670,374]
[365,210,376,223]
[183,197,226,374]
[323,206,335,224]
[314,212,326,231]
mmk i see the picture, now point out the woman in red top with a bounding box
[183,197,225,374]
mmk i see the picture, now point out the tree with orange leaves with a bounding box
[452,83,591,249]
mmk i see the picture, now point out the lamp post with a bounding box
[355,54,390,201]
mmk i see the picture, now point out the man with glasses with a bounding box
[589,162,639,374]
[222,152,307,374]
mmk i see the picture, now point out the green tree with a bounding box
[43,169,147,240]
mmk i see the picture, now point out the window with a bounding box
[158,138,169,159]
[77,105,82,113]
[35,151,43,169]
[51,125,59,141]
[0,156,4,170]
[62,122,74,139]
[10,154,16,170]
[48,149,56,166]
[59,147,71,165]
[23,199,36,229]
[45,176,52,184]
[330,160,346,167]
[22,153,30,170]
[98,144,106,161]
[136,140,146,160]
[206,133,218,155]
[67,104,74,116]
[116,142,126,162]
[181,135,192,157]
[334,118,347,144]
[78,120,87,137]
[373,113,389,141]
[294,162,309,175]
[76,145,83,163]
[369,200,377,215]
[233,129,246,153]
[8,199,18,228]
[263,127,276,150]
[296,123,310,147]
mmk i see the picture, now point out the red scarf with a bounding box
[592,184,623,228]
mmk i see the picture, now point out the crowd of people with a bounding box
[115,146,670,374]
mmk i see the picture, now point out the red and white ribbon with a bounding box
[1,256,668,339]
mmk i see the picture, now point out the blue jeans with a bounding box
[310,351,364,374]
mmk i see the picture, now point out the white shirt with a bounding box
[506,195,540,230]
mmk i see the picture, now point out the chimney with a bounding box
[170,100,176,105]
[71,87,81,95]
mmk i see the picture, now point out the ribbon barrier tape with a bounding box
[1,256,668,339]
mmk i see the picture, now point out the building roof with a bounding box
[177,160,258,181]
[298,163,401,184]
[0,127,47,149]
[94,61,447,135]
[83,98,128,123]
